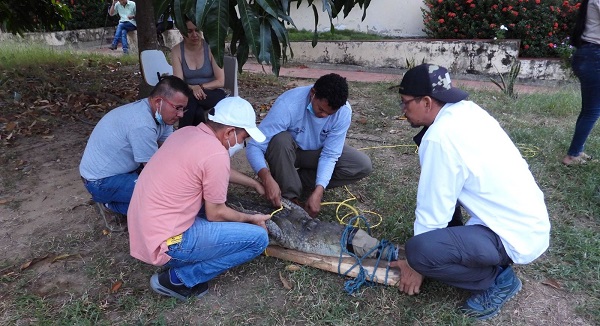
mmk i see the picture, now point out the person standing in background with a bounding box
[562,0,600,165]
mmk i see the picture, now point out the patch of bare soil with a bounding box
[0,62,591,325]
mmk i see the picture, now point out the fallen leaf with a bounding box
[42,135,54,140]
[5,121,16,132]
[0,199,9,205]
[541,278,562,289]
[51,253,77,263]
[102,229,110,236]
[285,264,301,272]
[110,280,123,293]
[279,272,293,290]
[20,254,49,271]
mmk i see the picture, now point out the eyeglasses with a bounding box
[399,96,422,110]
[162,98,187,113]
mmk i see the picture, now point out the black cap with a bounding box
[399,64,469,103]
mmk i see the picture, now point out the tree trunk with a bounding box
[135,0,159,99]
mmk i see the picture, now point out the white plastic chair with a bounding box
[140,50,173,86]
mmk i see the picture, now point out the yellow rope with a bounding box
[321,186,383,229]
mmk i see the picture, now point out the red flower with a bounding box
[548,43,554,48]
[490,23,497,28]
[535,0,541,3]
[512,11,518,16]
[548,32,553,36]
[524,44,530,50]
[470,3,475,8]
[438,18,445,23]
[438,0,443,3]
[492,4,498,9]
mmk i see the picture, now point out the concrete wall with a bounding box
[286,39,522,76]
[289,0,426,37]
[0,28,568,81]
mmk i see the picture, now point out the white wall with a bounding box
[288,0,426,37]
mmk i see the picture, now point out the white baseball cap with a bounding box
[208,97,266,143]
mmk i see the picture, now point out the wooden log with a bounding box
[264,245,400,286]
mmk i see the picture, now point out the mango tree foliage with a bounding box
[152,0,372,75]
[0,0,71,35]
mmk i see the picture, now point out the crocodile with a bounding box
[227,196,403,260]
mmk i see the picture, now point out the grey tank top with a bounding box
[181,41,215,85]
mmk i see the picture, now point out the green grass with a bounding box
[287,28,391,42]
[0,46,599,325]
[0,40,138,71]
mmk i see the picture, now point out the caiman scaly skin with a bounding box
[227,196,402,260]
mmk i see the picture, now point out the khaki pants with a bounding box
[265,132,373,199]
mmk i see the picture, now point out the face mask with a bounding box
[306,94,315,116]
[227,130,244,157]
[155,100,165,125]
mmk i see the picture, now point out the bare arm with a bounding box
[230,169,265,196]
[200,50,225,90]
[170,44,184,80]
[204,201,270,229]
[109,0,117,16]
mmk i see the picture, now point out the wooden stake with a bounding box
[264,245,400,286]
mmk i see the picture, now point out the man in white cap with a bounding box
[127,97,271,301]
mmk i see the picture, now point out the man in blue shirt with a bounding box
[246,73,372,217]
[108,0,136,54]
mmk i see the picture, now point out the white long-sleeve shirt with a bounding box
[415,100,550,264]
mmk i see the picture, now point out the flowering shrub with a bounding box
[55,0,118,30]
[422,0,581,58]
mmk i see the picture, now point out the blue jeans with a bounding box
[82,171,138,215]
[567,43,600,156]
[165,213,269,288]
[405,225,512,291]
[112,21,136,53]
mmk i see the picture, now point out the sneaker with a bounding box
[150,270,209,301]
[108,44,117,50]
[460,266,522,320]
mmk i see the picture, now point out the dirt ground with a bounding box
[0,62,593,325]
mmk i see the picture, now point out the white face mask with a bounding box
[227,130,244,157]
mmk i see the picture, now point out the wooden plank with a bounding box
[264,245,400,286]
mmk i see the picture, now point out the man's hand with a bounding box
[305,186,324,217]
[251,213,271,231]
[258,169,281,208]
[390,259,424,295]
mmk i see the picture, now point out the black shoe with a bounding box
[150,270,209,301]
[108,44,117,50]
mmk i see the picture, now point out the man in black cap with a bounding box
[390,64,551,320]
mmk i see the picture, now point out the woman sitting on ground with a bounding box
[171,19,226,128]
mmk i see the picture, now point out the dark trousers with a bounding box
[405,225,513,291]
[265,132,373,199]
[179,89,227,127]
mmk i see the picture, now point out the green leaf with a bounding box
[311,4,319,47]
[270,29,282,76]
[259,19,273,64]
[203,0,230,68]
[237,0,261,61]
[195,0,210,29]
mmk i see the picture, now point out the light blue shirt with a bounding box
[112,0,136,26]
[79,99,173,180]
[246,85,351,188]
